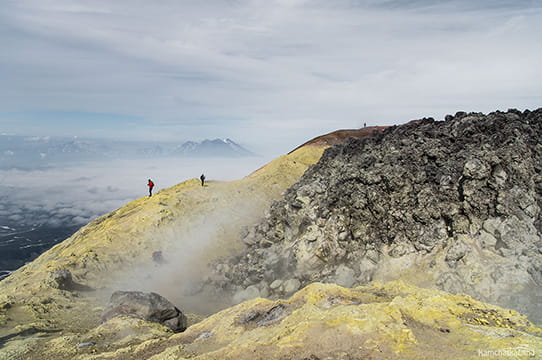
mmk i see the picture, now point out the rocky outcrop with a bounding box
[211,109,542,323]
[102,291,187,332]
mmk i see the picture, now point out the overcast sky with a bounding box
[1,0,541,155]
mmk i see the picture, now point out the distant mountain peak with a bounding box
[174,138,255,157]
[0,135,257,169]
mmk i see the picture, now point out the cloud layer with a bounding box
[1,1,541,153]
[0,156,269,227]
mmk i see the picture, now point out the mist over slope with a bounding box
[211,108,542,323]
[0,155,269,277]
[0,145,326,330]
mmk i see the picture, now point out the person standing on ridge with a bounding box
[147,179,154,197]
[200,174,205,187]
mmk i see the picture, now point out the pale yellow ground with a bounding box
[19,281,542,360]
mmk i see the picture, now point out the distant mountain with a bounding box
[0,136,256,169]
[172,138,256,157]
[0,135,118,169]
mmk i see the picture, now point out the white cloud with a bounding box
[0,156,271,227]
[1,1,541,152]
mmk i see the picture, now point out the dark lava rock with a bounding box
[210,108,542,324]
[238,304,289,328]
[102,291,187,332]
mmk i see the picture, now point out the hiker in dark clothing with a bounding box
[152,250,165,265]
[200,174,205,187]
[147,179,154,196]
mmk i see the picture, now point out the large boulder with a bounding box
[102,291,187,332]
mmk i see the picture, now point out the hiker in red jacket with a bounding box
[147,179,154,197]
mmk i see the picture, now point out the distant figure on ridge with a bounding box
[200,174,206,187]
[147,179,154,197]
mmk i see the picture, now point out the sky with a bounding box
[1,0,541,155]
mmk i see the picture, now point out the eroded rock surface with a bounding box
[102,291,187,332]
[211,109,542,323]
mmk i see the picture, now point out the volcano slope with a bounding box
[0,145,326,357]
[211,109,542,324]
[0,117,541,360]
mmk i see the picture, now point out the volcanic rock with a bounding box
[47,269,75,290]
[212,108,542,324]
[102,291,187,332]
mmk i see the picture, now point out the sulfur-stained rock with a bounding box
[78,281,542,360]
[3,111,542,359]
[0,143,327,360]
[38,316,172,360]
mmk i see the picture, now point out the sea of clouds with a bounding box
[0,156,271,228]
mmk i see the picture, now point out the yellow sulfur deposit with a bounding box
[30,281,542,360]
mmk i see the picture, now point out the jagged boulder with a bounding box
[102,291,187,332]
[211,108,542,324]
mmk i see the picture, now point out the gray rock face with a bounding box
[334,265,356,288]
[283,278,301,294]
[210,108,542,324]
[102,291,187,332]
[233,285,261,304]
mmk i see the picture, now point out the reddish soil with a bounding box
[288,126,388,154]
